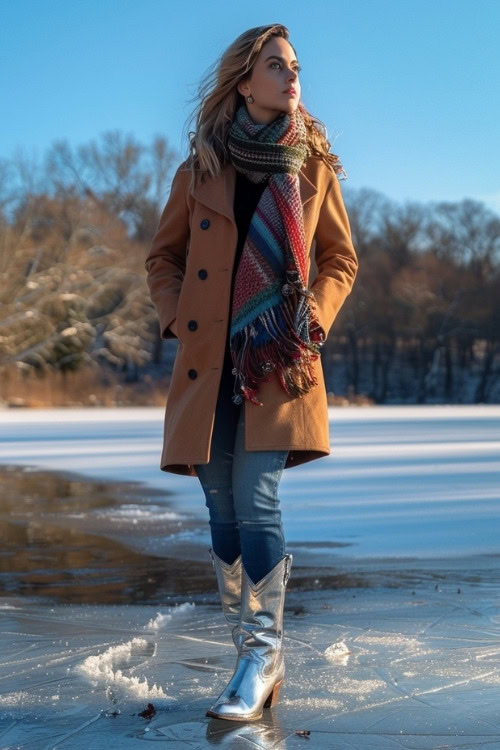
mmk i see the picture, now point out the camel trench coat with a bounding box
[145,155,358,477]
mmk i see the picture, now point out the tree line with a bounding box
[0,130,498,405]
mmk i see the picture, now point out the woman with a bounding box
[145,24,358,721]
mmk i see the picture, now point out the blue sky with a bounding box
[1,0,499,214]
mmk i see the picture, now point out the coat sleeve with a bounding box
[144,162,190,340]
[310,168,358,340]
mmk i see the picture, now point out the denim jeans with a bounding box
[193,351,289,585]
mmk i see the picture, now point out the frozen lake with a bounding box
[1,404,500,747]
[1,404,499,561]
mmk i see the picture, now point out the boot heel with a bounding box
[264,678,283,708]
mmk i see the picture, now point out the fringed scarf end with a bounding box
[230,296,323,405]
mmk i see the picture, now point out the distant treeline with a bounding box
[0,130,499,405]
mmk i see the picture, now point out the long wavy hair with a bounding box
[181,24,347,193]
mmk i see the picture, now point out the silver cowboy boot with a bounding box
[206,553,293,721]
[209,548,243,649]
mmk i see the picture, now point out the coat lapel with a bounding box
[190,161,318,224]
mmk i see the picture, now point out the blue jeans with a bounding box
[193,351,289,585]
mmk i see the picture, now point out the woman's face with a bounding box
[237,37,301,125]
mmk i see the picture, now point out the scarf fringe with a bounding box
[230,282,324,406]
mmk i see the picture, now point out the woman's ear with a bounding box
[237,71,253,100]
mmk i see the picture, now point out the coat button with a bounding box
[188,369,197,379]
[200,218,210,230]
[187,320,198,331]
[198,268,208,279]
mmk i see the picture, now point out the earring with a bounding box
[246,95,254,103]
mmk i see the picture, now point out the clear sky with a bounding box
[1,0,499,214]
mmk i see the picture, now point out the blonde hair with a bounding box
[181,24,347,193]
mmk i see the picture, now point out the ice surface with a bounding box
[1,574,500,748]
[1,405,499,561]
[1,405,499,747]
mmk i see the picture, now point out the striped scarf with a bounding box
[227,104,325,406]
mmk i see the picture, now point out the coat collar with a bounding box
[190,161,318,224]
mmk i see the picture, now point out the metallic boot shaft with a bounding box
[209,547,242,649]
[206,553,293,721]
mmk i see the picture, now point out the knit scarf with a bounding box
[227,104,325,406]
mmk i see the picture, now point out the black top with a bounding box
[223,171,269,368]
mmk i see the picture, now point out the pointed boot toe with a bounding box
[206,675,284,721]
[206,695,254,721]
